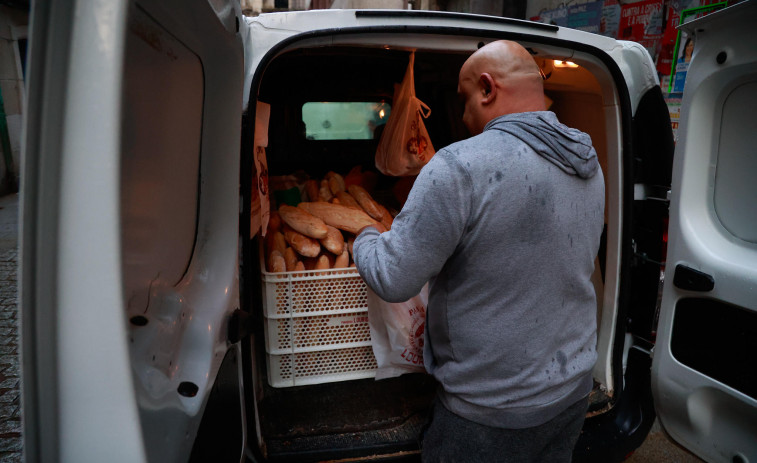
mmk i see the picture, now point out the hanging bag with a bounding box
[375,51,435,176]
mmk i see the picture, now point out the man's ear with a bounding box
[479,73,496,104]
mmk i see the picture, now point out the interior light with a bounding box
[553,60,579,68]
[379,109,385,119]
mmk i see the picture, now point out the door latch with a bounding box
[673,265,715,292]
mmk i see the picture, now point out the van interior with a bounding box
[243,38,623,461]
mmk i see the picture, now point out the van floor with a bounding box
[258,373,437,461]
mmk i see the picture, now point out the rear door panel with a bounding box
[652,2,757,461]
[21,1,245,461]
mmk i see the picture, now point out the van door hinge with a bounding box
[228,309,253,344]
[632,239,665,266]
[633,184,670,203]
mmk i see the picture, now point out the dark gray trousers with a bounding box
[421,396,589,463]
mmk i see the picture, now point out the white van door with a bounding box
[20,1,245,462]
[651,2,757,462]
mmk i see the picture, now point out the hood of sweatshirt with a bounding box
[484,111,599,179]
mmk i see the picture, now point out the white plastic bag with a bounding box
[367,284,429,379]
[375,51,435,176]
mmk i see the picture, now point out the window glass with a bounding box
[713,80,757,242]
[302,102,390,140]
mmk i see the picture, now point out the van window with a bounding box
[713,80,757,242]
[302,102,390,140]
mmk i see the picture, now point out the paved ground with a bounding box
[0,193,20,463]
[626,419,704,463]
[0,193,704,462]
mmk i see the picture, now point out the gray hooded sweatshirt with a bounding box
[354,111,605,429]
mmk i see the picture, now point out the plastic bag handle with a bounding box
[417,99,431,118]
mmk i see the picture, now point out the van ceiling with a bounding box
[257,47,469,104]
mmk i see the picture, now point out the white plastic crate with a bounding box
[261,266,369,317]
[264,311,372,354]
[267,345,378,387]
[259,248,377,387]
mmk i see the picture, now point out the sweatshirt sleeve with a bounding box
[353,150,472,302]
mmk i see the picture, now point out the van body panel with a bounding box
[20,0,145,461]
[652,2,757,462]
[123,1,246,462]
[21,0,245,462]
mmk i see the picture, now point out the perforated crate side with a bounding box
[261,271,368,317]
[265,310,372,354]
[267,345,378,387]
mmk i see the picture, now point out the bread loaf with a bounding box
[334,248,350,268]
[266,231,287,261]
[298,201,377,234]
[346,236,355,257]
[335,191,362,210]
[267,211,282,233]
[327,172,346,194]
[268,250,286,273]
[377,204,394,230]
[304,179,319,202]
[315,254,331,270]
[283,247,298,271]
[347,185,384,221]
[283,224,321,257]
[278,204,328,239]
[319,179,333,202]
[320,225,345,255]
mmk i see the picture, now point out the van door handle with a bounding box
[673,264,715,292]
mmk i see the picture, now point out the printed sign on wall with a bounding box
[617,0,665,57]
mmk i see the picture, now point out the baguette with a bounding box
[319,179,333,202]
[304,179,320,202]
[274,232,287,255]
[347,185,384,221]
[267,210,282,234]
[294,261,305,271]
[278,204,328,239]
[268,250,286,273]
[335,191,362,210]
[320,224,345,255]
[377,204,394,230]
[346,235,355,257]
[298,201,378,234]
[283,224,321,257]
[334,248,350,268]
[315,254,331,270]
[266,231,287,260]
[283,247,298,271]
[327,172,346,194]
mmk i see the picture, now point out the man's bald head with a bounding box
[458,40,546,135]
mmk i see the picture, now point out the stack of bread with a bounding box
[265,170,394,272]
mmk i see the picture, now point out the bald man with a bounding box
[354,41,605,462]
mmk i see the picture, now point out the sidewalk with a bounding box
[0,193,20,463]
